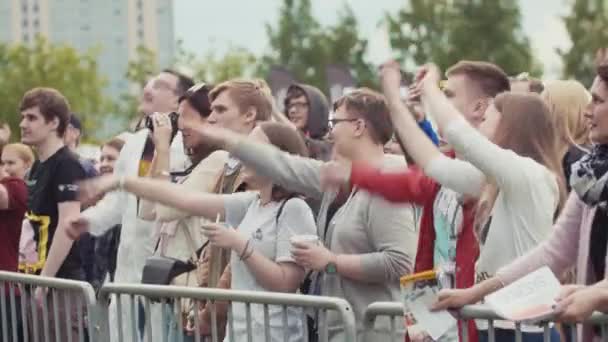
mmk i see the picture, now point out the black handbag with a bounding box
[141,226,208,286]
[141,256,196,285]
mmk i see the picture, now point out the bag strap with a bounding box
[183,226,208,264]
[275,194,299,225]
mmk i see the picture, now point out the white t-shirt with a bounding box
[223,191,317,342]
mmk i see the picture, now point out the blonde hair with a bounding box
[2,143,35,167]
[541,80,590,151]
[209,79,273,122]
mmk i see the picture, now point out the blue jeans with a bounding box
[479,327,561,342]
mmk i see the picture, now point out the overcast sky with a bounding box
[174,0,571,79]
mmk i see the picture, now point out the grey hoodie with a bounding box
[285,84,333,161]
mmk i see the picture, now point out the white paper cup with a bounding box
[290,234,319,246]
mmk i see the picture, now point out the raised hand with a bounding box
[379,60,403,99]
[415,63,442,92]
[150,112,173,150]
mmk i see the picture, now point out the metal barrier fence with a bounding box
[363,301,608,342]
[98,283,356,342]
[0,271,99,342]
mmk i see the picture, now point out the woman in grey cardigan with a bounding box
[191,88,418,341]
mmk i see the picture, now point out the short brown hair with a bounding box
[209,79,273,122]
[333,88,393,145]
[102,137,125,153]
[19,87,71,137]
[446,61,510,98]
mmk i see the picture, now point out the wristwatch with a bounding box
[325,261,337,274]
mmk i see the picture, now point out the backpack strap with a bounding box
[275,194,299,225]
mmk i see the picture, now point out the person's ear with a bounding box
[243,106,257,125]
[353,118,366,138]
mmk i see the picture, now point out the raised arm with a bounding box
[380,62,485,197]
[138,113,174,221]
[183,122,325,200]
[154,151,227,222]
[418,65,538,192]
[79,175,227,223]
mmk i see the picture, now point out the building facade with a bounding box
[0,0,175,100]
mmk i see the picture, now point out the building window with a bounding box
[22,3,27,13]
[137,0,143,10]
[114,8,120,15]
[137,14,143,24]
[137,29,144,40]
[33,19,39,28]
[22,19,28,27]
[33,4,38,12]
[23,33,29,42]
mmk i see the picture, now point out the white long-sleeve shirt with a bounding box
[426,118,559,281]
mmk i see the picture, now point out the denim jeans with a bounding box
[479,327,561,342]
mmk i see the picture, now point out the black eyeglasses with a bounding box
[328,118,359,129]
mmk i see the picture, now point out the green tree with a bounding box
[192,47,258,85]
[0,37,109,140]
[113,45,158,124]
[259,0,375,93]
[388,0,540,76]
[559,0,608,86]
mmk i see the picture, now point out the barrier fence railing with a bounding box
[362,301,608,342]
[98,283,356,342]
[0,271,98,342]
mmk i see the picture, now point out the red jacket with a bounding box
[350,155,479,342]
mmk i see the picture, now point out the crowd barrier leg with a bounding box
[0,271,101,342]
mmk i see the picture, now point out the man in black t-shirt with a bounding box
[19,87,85,342]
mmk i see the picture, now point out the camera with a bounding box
[145,112,179,139]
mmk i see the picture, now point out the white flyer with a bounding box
[485,266,561,323]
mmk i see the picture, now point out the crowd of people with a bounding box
[1,45,608,342]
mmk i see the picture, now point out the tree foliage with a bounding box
[112,45,159,124]
[559,0,608,86]
[258,0,375,93]
[388,0,540,76]
[0,37,110,141]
